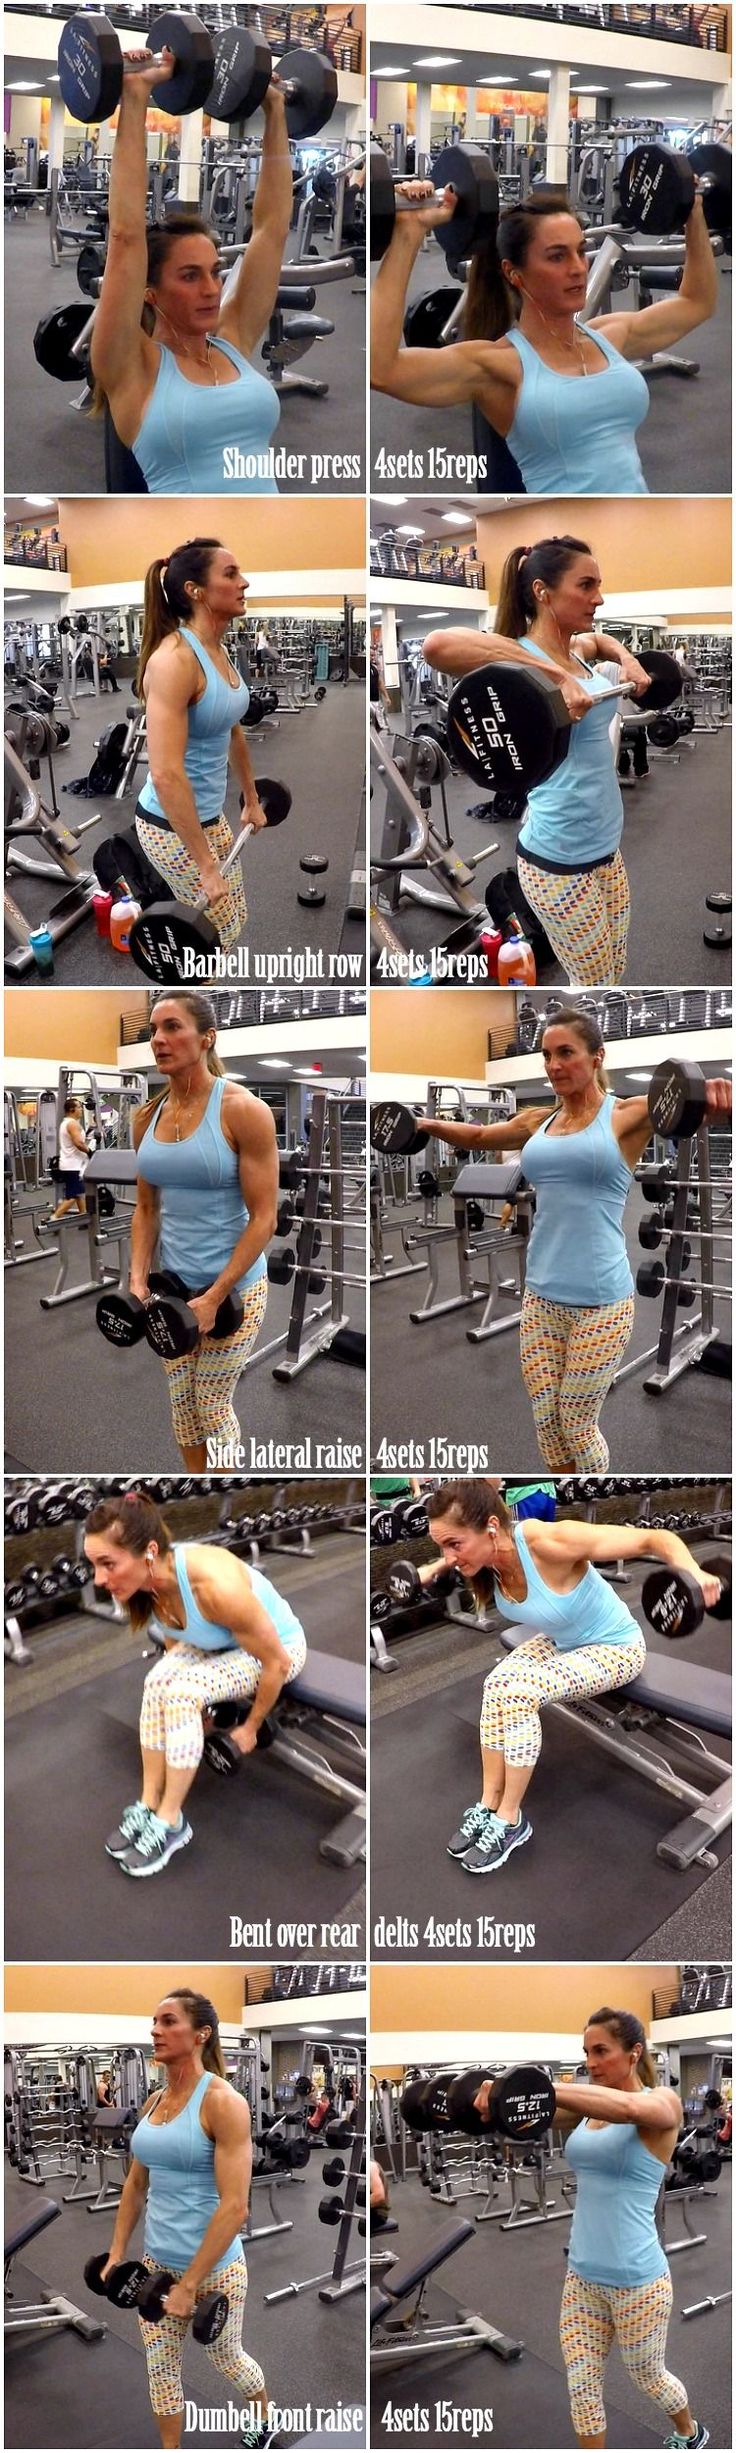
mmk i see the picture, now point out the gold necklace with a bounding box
[529,300,590,377]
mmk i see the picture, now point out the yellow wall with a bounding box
[370,1964,676,2041]
[476,497,730,607]
[4,990,142,1066]
[59,498,365,591]
[5,1965,271,2016]
[371,989,516,1077]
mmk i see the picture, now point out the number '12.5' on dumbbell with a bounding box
[400,2064,556,2140]
[127,779,291,985]
[96,1269,243,1358]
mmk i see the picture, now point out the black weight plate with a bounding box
[58,14,122,122]
[208,25,271,123]
[149,13,214,116]
[648,1056,706,1140]
[95,1290,146,1347]
[642,1565,703,1639]
[646,715,679,749]
[433,142,499,268]
[370,143,395,260]
[635,649,684,711]
[144,1293,198,1359]
[491,2065,556,2142]
[444,2068,493,2136]
[447,660,569,795]
[34,303,92,381]
[688,143,732,240]
[403,286,463,348]
[280,46,337,140]
[77,240,105,296]
[128,898,219,984]
[618,142,695,237]
[386,1559,421,1607]
[371,1101,428,1156]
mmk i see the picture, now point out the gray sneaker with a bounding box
[105,1801,153,1859]
[447,1802,490,1859]
[118,1811,193,1878]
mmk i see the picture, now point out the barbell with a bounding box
[370,141,499,269]
[618,138,731,242]
[400,2063,557,2141]
[128,777,291,984]
[58,10,339,137]
[636,1259,730,1311]
[447,650,684,797]
[267,1249,365,1292]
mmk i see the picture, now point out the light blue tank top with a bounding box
[565,2099,669,2285]
[523,1093,634,1307]
[131,2071,244,2274]
[506,322,649,495]
[517,640,623,869]
[132,335,279,494]
[139,629,249,829]
[494,1523,641,1652]
[136,1075,266,1294]
[165,1541,306,1657]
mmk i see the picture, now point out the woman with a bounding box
[85,1488,306,1879]
[415,1007,731,1471]
[424,534,655,986]
[424,1478,723,1877]
[371,185,718,496]
[477,2007,707,2450]
[135,537,267,949]
[50,1096,89,1220]
[129,990,278,1469]
[90,50,291,493]
[98,1986,273,2447]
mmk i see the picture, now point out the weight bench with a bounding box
[370,2213,522,2366]
[149,1630,366,1865]
[490,1621,731,1871]
[5,2196,105,2341]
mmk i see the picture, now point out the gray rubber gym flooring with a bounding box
[370,1544,731,1963]
[6,677,366,984]
[5,2155,366,2448]
[5,1526,366,1958]
[370,1172,731,1473]
[370,252,732,496]
[369,2162,732,2448]
[372,707,731,988]
[5,207,366,495]
[5,1185,366,1470]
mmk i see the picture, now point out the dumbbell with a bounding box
[647,1056,728,1141]
[318,2194,361,2225]
[50,1553,94,1592]
[96,1268,244,1359]
[203,1704,275,1777]
[5,1486,42,1536]
[400,2062,556,2141]
[371,1102,433,1158]
[703,891,732,950]
[208,31,338,138]
[370,141,499,268]
[298,854,329,910]
[58,11,215,123]
[618,138,731,242]
[84,2252,150,2307]
[5,1566,43,1616]
[642,1554,731,1639]
[266,1250,364,1293]
[637,1259,729,1312]
[137,2267,229,2343]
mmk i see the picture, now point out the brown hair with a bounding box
[426,1479,512,1610]
[495,534,592,642]
[164,1988,226,2078]
[136,536,223,693]
[134,990,226,1133]
[542,1005,611,1094]
[89,215,218,417]
[84,1489,172,1633]
[465,191,582,342]
[586,2007,659,2092]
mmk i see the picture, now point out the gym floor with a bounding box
[5,2148,366,2448]
[6,208,366,496]
[370,1537,731,1963]
[369,2159,732,2449]
[5,1521,366,1959]
[7,675,366,982]
[372,705,731,987]
[4,1176,366,1470]
[370,1173,731,1472]
[369,252,733,497]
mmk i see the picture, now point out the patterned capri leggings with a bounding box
[159,1274,268,1452]
[140,1630,308,1769]
[520,1288,635,1472]
[560,2268,687,2439]
[135,812,247,952]
[138,2252,264,2420]
[517,848,630,987]
[480,1630,647,1763]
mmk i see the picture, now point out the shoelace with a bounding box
[132,1813,169,1858]
[475,1811,507,1855]
[123,1802,150,1837]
